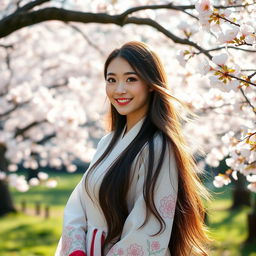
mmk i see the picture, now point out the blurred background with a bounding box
[0,0,256,255]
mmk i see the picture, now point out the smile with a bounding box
[115,98,132,106]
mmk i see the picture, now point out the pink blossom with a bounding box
[127,244,144,256]
[117,248,124,255]
[195,0,213,14]
[159,195,176,218]
[46,179,58,188]
[240,24,254,36]
[198,58,211,75]
[232,171,238,181]
[248,183,256,192]
[176,50,187,66]
[245,34,255,44]
[75,234,82,240]
[0,172,7,180]
[151,241,160,251]
[217,25,239,44]
[213,175,231,188]
[212,53,228,66]
[61,234,72,254]
[247,175,256,183]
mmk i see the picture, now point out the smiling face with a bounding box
[105,57,152,128]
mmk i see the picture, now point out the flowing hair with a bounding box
[85,41,210,255]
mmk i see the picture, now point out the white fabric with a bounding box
[55,117,178,256]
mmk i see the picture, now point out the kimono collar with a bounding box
[121,116,146,140]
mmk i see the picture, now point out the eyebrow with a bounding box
[106,71,138,76]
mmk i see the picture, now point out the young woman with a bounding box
[55,41,210,256]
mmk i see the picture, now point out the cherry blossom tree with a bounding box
[0,0,255,239]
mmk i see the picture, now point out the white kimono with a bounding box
[55,118,178,256]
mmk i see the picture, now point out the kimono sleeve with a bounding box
[55,134,109,256]
[55,176,88,256]
[106,136,178,256]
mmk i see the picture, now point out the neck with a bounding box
[125,114,146,134]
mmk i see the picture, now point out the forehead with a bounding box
[107,57,135,74]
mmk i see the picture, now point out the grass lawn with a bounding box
[0,172,256,256]
[207,185,256,256]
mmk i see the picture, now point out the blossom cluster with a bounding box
[175,1,255,192]
[0,171,57,192]
[0,0,255,194]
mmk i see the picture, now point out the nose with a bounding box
[115,81,126,93]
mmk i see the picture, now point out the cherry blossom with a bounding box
[29,177,40,186]
[46,179,58,188]
[0,0,255,196]
[212,53,229,66]
[213,174,231,188]
[248,183,256,192]
[127,244,144,256]
[151,241,160,251]
[0,171,7,180]
[38,172,49,180]
[159,195,176,219]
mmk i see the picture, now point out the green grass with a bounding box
[0,172,256,256]
[0,213,61,256]
[207,186,256,256]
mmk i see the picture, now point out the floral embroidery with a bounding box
[117,248,124,255]
[147,240,165,255]
[151,241,160,251]
[127,244,144,256]
[108,241,165,256]
[108,245,125,256]
[60,225,86,256]
[159,194,176,219]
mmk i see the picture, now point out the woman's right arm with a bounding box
[55,133,111,256]
[55,176,88,256]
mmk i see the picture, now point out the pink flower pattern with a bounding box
[60,225,86,256]
[159,194,176,218]
[62,233,73,253]
[127,244,144,256]
[151,241,160,251]
[108,240,164,256]
[108,246,125,256]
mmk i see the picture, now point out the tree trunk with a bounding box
[0,144,16,217]
[231,172,250,209]
[246,195,256,243]
[0,180,16,216]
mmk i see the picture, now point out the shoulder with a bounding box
[140,132,174,161]
[96,131,114,149]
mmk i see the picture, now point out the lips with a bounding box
[115,98,132,106]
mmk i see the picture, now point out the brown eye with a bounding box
[107,77,116,83]
[127,77,138,82]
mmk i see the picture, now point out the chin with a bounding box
[116,110,129,116]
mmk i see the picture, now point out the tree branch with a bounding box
[226,73,256,87]
[0,100,30,119]
[126,16,212,59]
[248,71,256,79]
[68,24,105,56]
[239,88,256,114]
[15,120,45,137]
[214,3,256,9]
[0,105,18,118]
[15,0,50,13]
[197,45,256,54]
[0,44,14,49]
[0,7,213,59]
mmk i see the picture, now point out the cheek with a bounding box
[105,85,112,97]
[136,87,150,100]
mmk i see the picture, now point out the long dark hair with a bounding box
[85,41,210,255]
